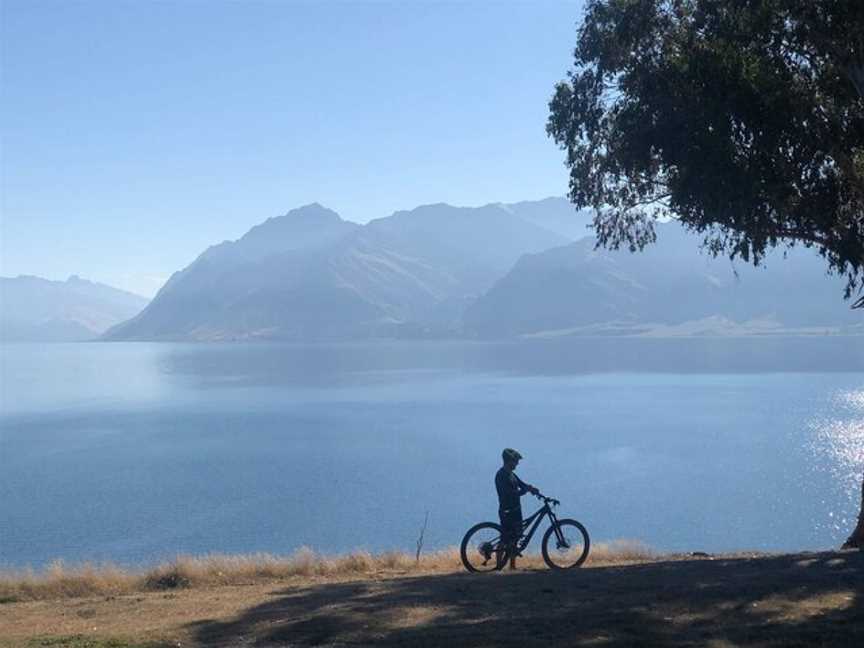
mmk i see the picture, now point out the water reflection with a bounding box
[809,389,864,534]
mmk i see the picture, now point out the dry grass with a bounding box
[5,550,860,648]
[0,539,652,603]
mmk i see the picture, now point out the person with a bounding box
[495,448,539,570]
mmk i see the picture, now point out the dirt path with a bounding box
[2,551,863,647]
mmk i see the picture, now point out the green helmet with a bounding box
[502,448,523,462]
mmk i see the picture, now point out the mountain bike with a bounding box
[460,493,590,571]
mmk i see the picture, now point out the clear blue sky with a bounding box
[1,0,584,297]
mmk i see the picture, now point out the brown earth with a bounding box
[2,551,863,647]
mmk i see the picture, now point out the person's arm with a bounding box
[515,473,539,496]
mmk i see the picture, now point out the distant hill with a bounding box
[463,221,862,338]
[103,199,574,341]
[0,275,149,342]
[498,196,593,241]
[105,204,366,340]
[97,200,859,342]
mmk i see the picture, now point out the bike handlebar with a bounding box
[534,492,560,507]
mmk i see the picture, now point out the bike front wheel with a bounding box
[460,522,508,572]
[541,519,590,570]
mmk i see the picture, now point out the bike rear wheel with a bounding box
[541,519,590,569]
[460,522,508,572]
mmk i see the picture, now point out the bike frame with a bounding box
[512,502,562,552]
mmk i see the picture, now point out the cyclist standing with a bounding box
[495,448,539,570]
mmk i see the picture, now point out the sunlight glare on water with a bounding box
[809,388,864,534]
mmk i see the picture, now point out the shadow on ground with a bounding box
[190,551,864,647]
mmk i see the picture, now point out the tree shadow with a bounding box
[189,551,864,646]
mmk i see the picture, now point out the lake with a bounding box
[1,337,863,568]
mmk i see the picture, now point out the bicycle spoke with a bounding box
[542,519,590,570]
[461,523,507,572]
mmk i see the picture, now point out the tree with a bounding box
[547,0,864,546]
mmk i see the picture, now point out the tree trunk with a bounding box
[842,469,864,549]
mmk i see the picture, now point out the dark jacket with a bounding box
[495,466,530,512]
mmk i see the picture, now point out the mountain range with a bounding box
[103,199,585,341]
[5,198,859,342]
[0,275,149,342]
[464,221,861,337]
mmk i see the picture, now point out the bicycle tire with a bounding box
[460,522,508,572]
[541,518,590,570]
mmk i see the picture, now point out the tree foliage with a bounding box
[547,0,864,301]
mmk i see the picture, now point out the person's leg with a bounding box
[507,517,517,569]
[506,509,522,570]
[499,509,517,569]
[498,510,512,568]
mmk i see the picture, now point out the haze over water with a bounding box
[2,338,863,568]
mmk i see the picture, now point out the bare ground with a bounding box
[2,550,863,647]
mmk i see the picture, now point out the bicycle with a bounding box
[460,493,590,571]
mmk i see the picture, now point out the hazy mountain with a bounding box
[0,275,149,342]
[463,222,862,338]
[358,201,569,293]
[499,197,593,241]
[103,200,570,341]
[104,204,364,341]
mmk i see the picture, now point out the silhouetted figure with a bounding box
[495,448,539,569]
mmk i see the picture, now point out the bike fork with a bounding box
[550,517,569,549]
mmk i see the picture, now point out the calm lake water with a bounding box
[2,338,863,568]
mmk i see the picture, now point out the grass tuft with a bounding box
[588,539,655,564]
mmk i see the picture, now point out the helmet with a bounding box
[502,448,523,462]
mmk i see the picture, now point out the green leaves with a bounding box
[548,0,864,299]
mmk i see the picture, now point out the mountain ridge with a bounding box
[463,221,861,338]
[85,197,864,342]
[1,275,149,341]
[103,198,575,341]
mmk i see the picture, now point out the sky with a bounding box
[1,0,585,297]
